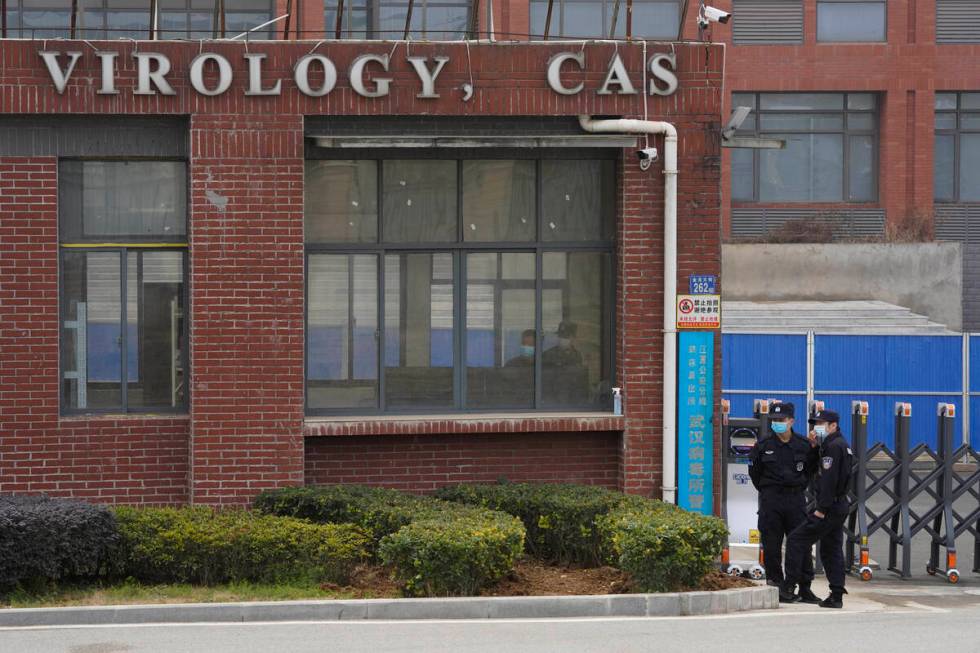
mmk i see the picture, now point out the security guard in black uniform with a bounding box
[781,408,853,609]
[748,402,820,602]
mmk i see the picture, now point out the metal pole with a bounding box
[806,330,815,415]
[964,333,971,447]
[626,0,632,39]
[608,0,620,38]
[543,0,554,39]
[70,0,77,38]
[469,0,480,39]
[149,0,158,39]
[335,0,345,38]
[403,0,415,39]
[283,0,292,38]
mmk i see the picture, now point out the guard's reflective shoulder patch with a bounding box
[765,450,774,455]
[796,462,804,472]
[822,456,834,470]
[847,448,853,455]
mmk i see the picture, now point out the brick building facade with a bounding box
[0,21,724,506]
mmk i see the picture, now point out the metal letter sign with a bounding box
[678,331,714,515]
[689,274,716,295]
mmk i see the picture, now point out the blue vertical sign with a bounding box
[677,331,714,515]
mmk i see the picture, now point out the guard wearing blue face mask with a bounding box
[780,409,854,609]
[747,402,820,601]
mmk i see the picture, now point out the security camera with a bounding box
[698,6,732,29]
[637,147,659,162]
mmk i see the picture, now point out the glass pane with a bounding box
[424,5,468,38]
[935,93,958,110]
[158,11,188,38]
[466,252,535,409]
[541,251,610,410]
[817,2,885,42]
[384,253,454,409]
[631,1,680,39]
[960,114,980,130]
[378,4,421,38]
[759,114,843,131]
[305,160,378,244]
[935,113,957,131]
[961,93,980,110]
[106,10,151,38]
[60,161,186,241]
[541,160,614,242]
[960,134,980,202]
[382,160,457,243]
[847,93,875,110]
[530,0,556,37]
[563,1,603,38]
[225,12,273,38]
[759,133,844,201]
[62,251,122,410]
[848,135,875,201]
[934,134,955,202]
[128,251,185,409]
[759,93,844,111]
[307,254,378,410]
[847,113,875,131]
[732,93,756,110]
[462,160,535,242]
[731,148,754,201]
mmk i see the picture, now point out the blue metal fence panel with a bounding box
[814,335,962,392]
[813,394,961,449]
[722,333,806,391]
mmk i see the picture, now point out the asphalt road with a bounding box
[3,581,979,653]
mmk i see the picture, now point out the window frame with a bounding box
[815,0,887,43]
[934,92,980,204]
[731,92,879,204]
[303,150,617,417]
[59,158,190,416]
[323,0,472,40]
[528,0,682,40]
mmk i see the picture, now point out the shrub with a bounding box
[435,483,677,566]
[378,513,525,597]
[113,507,370,585]
[597,505,728,593]
[255,486,526,596]
[0,495,119,593]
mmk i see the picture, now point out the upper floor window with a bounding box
[60,160,188,414]
[1,0,273,39]
[935,92,980,203]
[304,156,615,415]
[732,0,803,45]
[937,0,980,43]
[731,92,878,203]
[529,0,681,39]
[324,0,470,39]
[816,0,886,42]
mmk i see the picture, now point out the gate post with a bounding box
[850,401,872,580]
[888,402,913,579]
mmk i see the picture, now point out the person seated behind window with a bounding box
[505,329,536,367]
[542,321,584,368]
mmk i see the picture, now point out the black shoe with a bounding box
[797,587,821,604]
[778,583,800,604]
[819,593,843,609]
[766,579,781,587]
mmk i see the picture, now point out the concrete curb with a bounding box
[0,586,778,626]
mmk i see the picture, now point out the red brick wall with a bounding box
[0,39,723,506]
[305,432,620,491]
[0,157,189,504]
[188,114,306,505]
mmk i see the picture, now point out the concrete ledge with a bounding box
[0,586,777,626]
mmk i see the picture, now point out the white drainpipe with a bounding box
[577,115,679,504]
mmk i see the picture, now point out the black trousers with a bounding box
[784,502,848,594]
[758,488,812,585]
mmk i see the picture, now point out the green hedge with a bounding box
[255,486,525,596]
[597,505,728,592]
[113,507,370,585]
[436,482,728,592]
[0,496,118,592]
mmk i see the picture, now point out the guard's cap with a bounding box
[770,402,794,419]
[809,409,840,425]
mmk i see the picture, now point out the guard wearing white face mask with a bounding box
[780,409,854,609]
[747,402,820,600]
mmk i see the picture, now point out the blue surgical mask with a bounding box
[521,345,534,357]
[771,421,789,434]
[814,425,828,442]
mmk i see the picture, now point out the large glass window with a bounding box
[530,0,680,39]
[1,0,272,38]
[731,92,878,203]
[324,0,470,39]
[935,92,980,203]
[305,157,615,415]
[816,1,886,42]
[60,161,188,413]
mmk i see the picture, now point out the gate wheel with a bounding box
[947,569,960,584]
[859,566,873,582]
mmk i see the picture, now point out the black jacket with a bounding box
[816,430,852,512]
[748,430,819,491]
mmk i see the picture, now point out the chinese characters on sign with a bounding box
[677,331,714,515]
[676,294,721,330]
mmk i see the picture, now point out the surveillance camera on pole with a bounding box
[697,5,732,30]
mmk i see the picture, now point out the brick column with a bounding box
[189,114,306,505]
